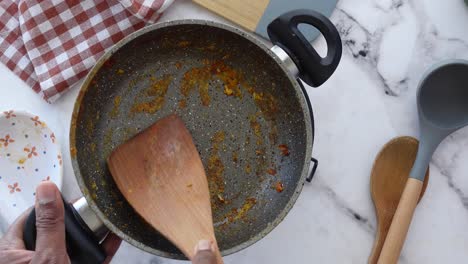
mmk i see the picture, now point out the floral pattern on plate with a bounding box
[0,110,63,225]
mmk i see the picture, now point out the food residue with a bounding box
[178,40,191,47]
[179,60,244,107]
[248,114,268,178]
[232,151,238,163]
[224,86,234,96]
[70,147,77,158]
[266,168,277,176]
[86,118,95,135]
[269,125,278,144]
[187,184,193,188]
[255,149,264,155]
[251,91,278,120]
[212,131,225,144]
[178,99,187,109]
[205,43,216,51]
[180,66,211,106]
[199,80,210,106]
[211,60,242,98]
[103,129,113,158]
[122,127,138,141]
[222,197,257,223]
[236,197,257,220]
[245,164,251,174]
[90,143,96,153]
[249,114,264,146]
[249,115,262,138]
[131,74,173,114]
[217,194,225,203]
[116,69,125,75]
[275,182,284,193]
[18,158,26,164]
[175,62,183,69]
[110,95,121,118]
[207,131,226,208]
[278,144,290,156]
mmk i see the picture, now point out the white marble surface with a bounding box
[1,0,468,263]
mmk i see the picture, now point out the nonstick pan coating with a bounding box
[71,20,313,259]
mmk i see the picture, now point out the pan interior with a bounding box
[73,22,308,258]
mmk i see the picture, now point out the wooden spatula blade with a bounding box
[107,114,222,263]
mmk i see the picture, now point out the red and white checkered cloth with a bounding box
[0,0,173,103]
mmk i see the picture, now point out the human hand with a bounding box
[192,240,219,264]
[0,181,121,264]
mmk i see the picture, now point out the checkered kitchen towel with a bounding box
[0,0,173,103]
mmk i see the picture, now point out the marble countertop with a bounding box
[1,0,468,263]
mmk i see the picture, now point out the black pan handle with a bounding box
[267,9,342,87]
[307,158,319,182]
[23,196,106,264]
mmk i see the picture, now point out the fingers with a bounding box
[33,182,66,253]
[0,249,34,264]
[192,240,217,264]
[102,233,122,264]
[0,208,32,250]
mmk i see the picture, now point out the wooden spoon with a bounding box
[368,136,429,264]
[107,114,223,263]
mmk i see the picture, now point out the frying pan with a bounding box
[23,10,342,263]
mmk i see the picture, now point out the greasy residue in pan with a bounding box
[72,23,308,258]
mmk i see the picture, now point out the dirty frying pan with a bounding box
[24,10,342,263]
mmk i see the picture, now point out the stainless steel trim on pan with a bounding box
[73,197,108,241]
[270,45,299,77]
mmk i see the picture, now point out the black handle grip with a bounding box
[23,197,106,264]
[267,9,342,87]
[306,158,319,182]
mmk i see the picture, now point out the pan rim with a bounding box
[70,19,313,259]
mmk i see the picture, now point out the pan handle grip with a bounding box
[23,196,107,264]
[306,158,319,182]
[267,9,342,87]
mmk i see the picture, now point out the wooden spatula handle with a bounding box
[377,178,423,264]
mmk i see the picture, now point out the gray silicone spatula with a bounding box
[378,60,468,264]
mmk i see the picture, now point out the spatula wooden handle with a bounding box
[377,178,423,264]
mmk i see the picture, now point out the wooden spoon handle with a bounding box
[377,178,423,264]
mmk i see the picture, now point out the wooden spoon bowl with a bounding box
[368,136,429,264]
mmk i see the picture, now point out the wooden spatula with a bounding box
[107,114,223,263]
[193,0,337,40]
[368,136,429,264]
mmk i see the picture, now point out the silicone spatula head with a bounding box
[411,60,468,180]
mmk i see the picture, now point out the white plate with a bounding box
[0,110,63,227]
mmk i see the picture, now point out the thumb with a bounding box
[192,240,217,264]
[34,182,66,253]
